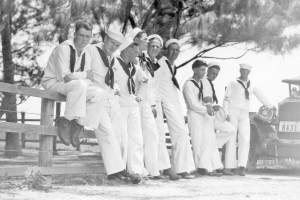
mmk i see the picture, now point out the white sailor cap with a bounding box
[239,63,252,71]
[118,37,134,52]
[106,24,125,43]
[147,34,163,47]
[208,61,221,69]
[126,27,144,40]
[165,38,180,48]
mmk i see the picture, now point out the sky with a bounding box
[18,41,300,120]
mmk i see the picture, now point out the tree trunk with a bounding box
[1,8,21,158]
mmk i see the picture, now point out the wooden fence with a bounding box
[0,82,105,182]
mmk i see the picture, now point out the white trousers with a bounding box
[49,79,106,130]
[120,105,144,174]
[48,80,89,120]
[188,111,223,172]
[155,100,171,171]
[140,102,160,176]
[215,120,235,148]
[94,96,125,175]
[50,80,125,175]
[161,99,195,173]
[227,108,250,168]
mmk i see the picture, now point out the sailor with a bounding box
[155,38,195,179]
[183,60,223,176]
[82,27,141,183]
[135,34,164,179]
[223,63,273,176]
[203,62,235,175]
[114,36,144,177]
[42,21,98,148]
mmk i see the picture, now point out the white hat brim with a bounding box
[165,38,180,48]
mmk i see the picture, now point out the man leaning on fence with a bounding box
[41,21,102,149]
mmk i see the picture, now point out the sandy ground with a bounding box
[1,171,300,200]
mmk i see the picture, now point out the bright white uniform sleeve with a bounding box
[55,45,70,80]
[252,86,273,108]
[223,82,232,115]
[182,81,207,115]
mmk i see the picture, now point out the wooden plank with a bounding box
[0,164,105,176]
[0,121,57,136]
[0,82,66,101]
[39,99,54,168]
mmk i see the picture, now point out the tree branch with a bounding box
[176,43,224,69]
[141,0,158,29]
[201,48,252,60]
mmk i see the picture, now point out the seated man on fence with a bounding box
[41,20,104,148]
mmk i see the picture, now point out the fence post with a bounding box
[53,102,61,154]
[39,98,54,186]
[21,112,26,148]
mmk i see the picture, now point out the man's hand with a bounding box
[212,105,221,112]
[63,74,79,83]
[135,96,142,102]
[86,70,94,81]
[226,115,230,121]
[114,89,121,96]
[151,105,157,118]
[206,104,214,116]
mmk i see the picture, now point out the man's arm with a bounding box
[182,82,207,115]
[223,82,232,117]
[253,87,273,108]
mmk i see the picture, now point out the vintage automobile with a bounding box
[248,75,300,169]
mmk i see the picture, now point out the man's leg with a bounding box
[140,103,160,177]
[126,106,144,175]
[224,109,239,169]
[50,80,88,145]
[94,101,126,176]
[155,100,171,171]
[162,100,195,175]
[119,106,129,166]
[50,80,88,120]
[237,111,251,168]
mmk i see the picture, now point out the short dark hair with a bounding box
[192,60,207,69]
[134,31,146,40]
[75,21,92,33]
[208,65,220,71]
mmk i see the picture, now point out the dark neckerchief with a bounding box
[69,45,76,73]
[117,57,136,94]
[237,79,250,100]
[207,79,218,104]
[96,46,115,89]
[69,45,85,73]
[190,79,203,101]
[165,60,180,89]
[139,53,154,77]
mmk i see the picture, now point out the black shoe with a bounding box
[55,117,72,146]
[70,120,84,148]
[222,169,235,176]
[120,171,142,184]
[162,169,180,180]
[178,172,195,179]
[128,173,142,184]
[149,175,164,180]
[232,167,246,176]
[237,167,246,176]
[197,168,209,175]
[107,172,128,182]
[207,171,223,177]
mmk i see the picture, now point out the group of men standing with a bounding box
[42,20,273,184]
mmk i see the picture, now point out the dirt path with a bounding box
[1,173,300,200]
